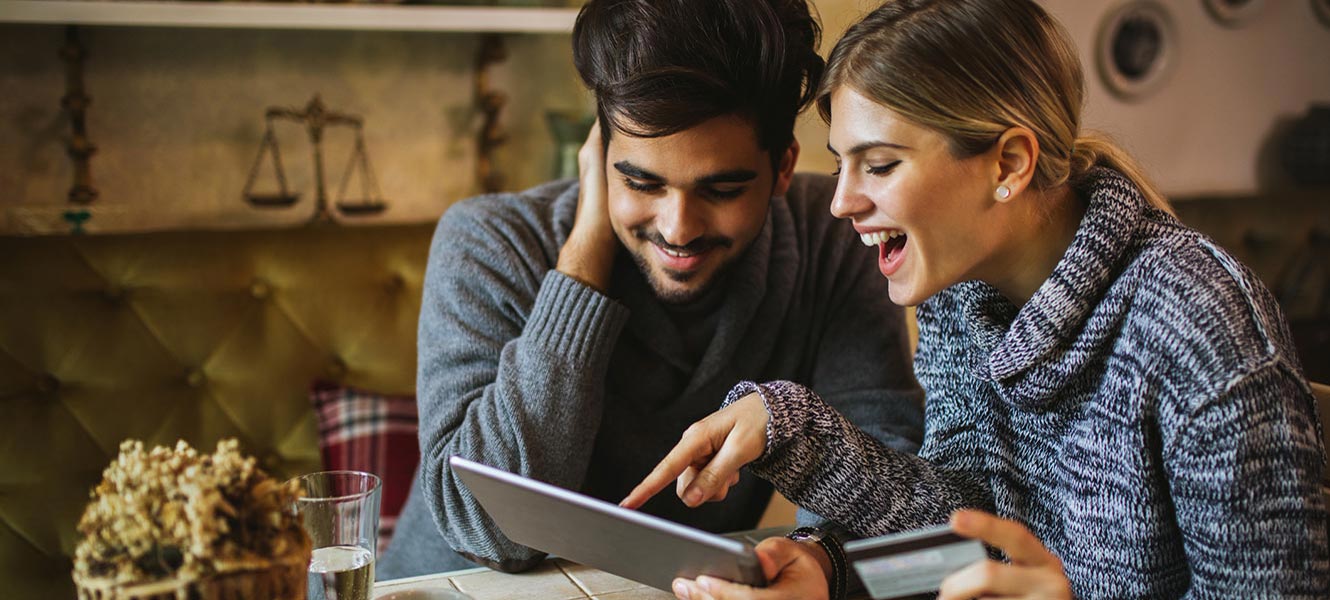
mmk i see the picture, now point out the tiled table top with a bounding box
[374,527,795,600]
[374,558,675,599]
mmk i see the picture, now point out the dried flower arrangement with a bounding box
[72,439,311,600]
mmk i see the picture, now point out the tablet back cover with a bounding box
[450,456,765,591]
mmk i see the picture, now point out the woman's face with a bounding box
[827,86,1008,306]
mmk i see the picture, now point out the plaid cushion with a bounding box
[310,381,420,554]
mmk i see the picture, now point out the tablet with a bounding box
[449,456,766,591]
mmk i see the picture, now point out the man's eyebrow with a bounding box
[826,141,911,157]
[697,169,758,185]
[613,163,758,186]
[613,161,663,181]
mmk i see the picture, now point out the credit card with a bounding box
[843,524,987,600]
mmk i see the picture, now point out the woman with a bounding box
[620,0,1328,598]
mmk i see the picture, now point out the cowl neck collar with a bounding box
[959,168,1147,410]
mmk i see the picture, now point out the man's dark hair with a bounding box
[572,0,823,167]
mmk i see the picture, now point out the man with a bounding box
[378,0,922,578]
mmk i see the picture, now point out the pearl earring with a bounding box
[995,185,1011,200]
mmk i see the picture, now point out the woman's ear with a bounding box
[773,139,800,198]
[992,127,1038,203]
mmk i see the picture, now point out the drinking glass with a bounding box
[294,471,382,600]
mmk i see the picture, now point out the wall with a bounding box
[797,0,1330,198]
[3,1,1328,236]
[0,18,589,235]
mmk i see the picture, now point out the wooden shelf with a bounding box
[0,0,581,33]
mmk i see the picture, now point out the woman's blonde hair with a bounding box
[817,0,1170,212]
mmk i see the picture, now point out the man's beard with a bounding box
[629,227,734,304]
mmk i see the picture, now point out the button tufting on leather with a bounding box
[185,368,205,388]
[102,286,126,305]
[386,274,405,292]
[3,225,439,598]
[36,373,59,395]
[326,357,348,379]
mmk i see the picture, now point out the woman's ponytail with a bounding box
[1072,131,1173,215]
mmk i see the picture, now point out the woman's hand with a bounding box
[556,119,617,292]
[938,510,1073,600]
[620,392,769,509]
[670,536,831,600]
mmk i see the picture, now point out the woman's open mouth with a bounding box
[861,230,908,277]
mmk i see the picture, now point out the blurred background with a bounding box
[2,0,1328,232]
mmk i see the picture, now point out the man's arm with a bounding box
[416,196,629,571]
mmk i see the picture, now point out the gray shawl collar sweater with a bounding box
[611,177,796,400]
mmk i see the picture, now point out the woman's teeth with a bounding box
[859,230,905,246]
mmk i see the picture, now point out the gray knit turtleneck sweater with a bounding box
[731,168,1328,598]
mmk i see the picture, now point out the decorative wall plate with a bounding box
[1203,0,1266,27]
[1097,1,1177,101]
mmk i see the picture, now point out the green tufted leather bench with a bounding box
[0,224,433,599]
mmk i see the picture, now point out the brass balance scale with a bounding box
[243,94,387,223]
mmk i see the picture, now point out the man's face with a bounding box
[605,115,796,304]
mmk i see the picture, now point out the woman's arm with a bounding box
[621,377,993,537]
[730,380,992,537]
[1165,358,1328,597]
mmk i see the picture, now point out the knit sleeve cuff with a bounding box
[523,270,630,368]
[722,380,814,463]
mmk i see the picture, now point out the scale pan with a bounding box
[247,193,300,207]
[336,201,387,216]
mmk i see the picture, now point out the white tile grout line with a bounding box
[554,559,597,599]
[378,566,490,587]
[374,566,489,598]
